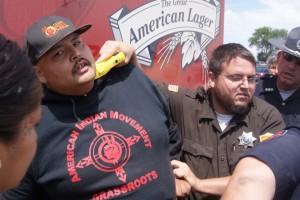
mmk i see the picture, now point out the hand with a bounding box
[97,40,139,67]
[175,178,191,197]
[171,160,198,188]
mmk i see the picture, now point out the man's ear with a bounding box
[34,65,47,84]
[208,71,216,88]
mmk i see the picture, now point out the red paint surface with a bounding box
[0,0,224,88]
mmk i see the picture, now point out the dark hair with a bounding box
[209,43,256,76]
[0,34,42,142]
[267,51,278,66]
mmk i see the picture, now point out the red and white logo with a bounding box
[42,20,69,37]
[66,110,152,183]
[76,122,141,182]
[43,26,57,37]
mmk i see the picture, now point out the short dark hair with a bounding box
[209,43,256,76]
[267,52,278,66]
[0,34,42,142]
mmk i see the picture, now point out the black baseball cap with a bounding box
[269,26,300,59]
[25,15,91,65]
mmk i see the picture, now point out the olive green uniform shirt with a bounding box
[163,86,285,200]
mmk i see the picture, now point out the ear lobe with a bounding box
[34,65,46,84]
[208,72,216,88]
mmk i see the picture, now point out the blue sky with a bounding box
[224,0,300,57]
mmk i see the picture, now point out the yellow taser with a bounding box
[95,52,126,79]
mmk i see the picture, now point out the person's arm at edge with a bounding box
[221,157,275,200]
[0,165,39,200]
[193,176,230,196]
[171,160,229,196]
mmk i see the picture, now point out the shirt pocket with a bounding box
[228,144,251,173]
[181,138,214,178]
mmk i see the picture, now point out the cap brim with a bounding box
[269,37,300,58]
[38,24,92,60]
[74,24,92,35]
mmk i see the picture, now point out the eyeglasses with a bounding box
[226,74,256,85]
[281,51,300,65]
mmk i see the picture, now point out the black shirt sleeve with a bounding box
[242,127,300,200]
[0,167,40,200]
[167,114,182,160]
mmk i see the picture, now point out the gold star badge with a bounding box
[238,131,256,148]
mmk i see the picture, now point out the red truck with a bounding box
[0,0,224,88]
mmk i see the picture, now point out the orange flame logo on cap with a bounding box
[42,21,69,37]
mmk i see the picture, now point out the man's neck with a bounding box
[276,78,299,91]
[48,81,94,96]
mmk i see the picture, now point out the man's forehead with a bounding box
[220,59,255,73]
[47,33,80,52]
[223,57,255,68]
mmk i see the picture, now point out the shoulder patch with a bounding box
[259,132,274,142]
[259,130,286,142]
[168,84,179,93]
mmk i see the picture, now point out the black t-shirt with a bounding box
[1,65,181,200]
[243,127,300,200]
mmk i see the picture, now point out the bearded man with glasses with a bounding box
[255,27,300,127]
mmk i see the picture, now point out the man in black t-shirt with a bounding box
[0,15,181,200]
